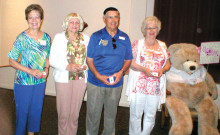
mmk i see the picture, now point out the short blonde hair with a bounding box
[141,16,161,36]
[62,13,84,31]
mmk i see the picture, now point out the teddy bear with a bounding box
[165,43,219,135]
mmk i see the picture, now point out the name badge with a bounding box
[119,36,125,40]
[38,39,46,46]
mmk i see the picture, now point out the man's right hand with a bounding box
[96,74,111,85]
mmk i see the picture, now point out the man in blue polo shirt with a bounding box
[86,7,133,135]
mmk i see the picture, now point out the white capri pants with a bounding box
[129,93,160,135]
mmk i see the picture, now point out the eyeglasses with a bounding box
[112,38,117,49]
[145,27,158,30]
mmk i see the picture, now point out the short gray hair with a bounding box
[62,13,84,31]
[141,16,161,36]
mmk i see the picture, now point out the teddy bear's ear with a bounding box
[168,44,183,55]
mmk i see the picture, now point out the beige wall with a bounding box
[0,0,147,66]
[0,0,2,65]
[0,0,150,106]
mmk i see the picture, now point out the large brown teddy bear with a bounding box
[165,43,219,135]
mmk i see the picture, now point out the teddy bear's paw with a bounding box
[169,125,192,135]
[198,125,220,135]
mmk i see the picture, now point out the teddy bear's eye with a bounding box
[194,60,197,62]
[187,59,189,61]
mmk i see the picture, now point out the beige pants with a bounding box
[55,79,86,135]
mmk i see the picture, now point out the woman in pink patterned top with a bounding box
[127,16,171,135]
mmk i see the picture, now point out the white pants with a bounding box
[129,93,160,135]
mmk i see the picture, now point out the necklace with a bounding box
[65,32,81,46]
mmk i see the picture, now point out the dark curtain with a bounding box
[154,0,220,47]
[154,0,220,83]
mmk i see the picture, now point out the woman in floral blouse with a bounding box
[8,4,50,135]
[49,13,89,135]
[127,16,171,135]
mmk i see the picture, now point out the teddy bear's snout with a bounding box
[190,66,196,71]
[183,61,199,74]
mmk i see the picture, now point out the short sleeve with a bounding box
[158,40,170,60]
[131,40,139,58]
[87,34,96,58]
[8,36,23,61]
[161,41,170,59]
[166,48,170,59]
[124,36,133,60]
[45,33,51,58]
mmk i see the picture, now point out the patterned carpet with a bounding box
[1,87,216,135]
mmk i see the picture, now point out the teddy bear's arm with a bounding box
[205,73,218,100]
[166,81,183,93]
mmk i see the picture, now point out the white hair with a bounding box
[62,13,84,31]
[141,16,161,36]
